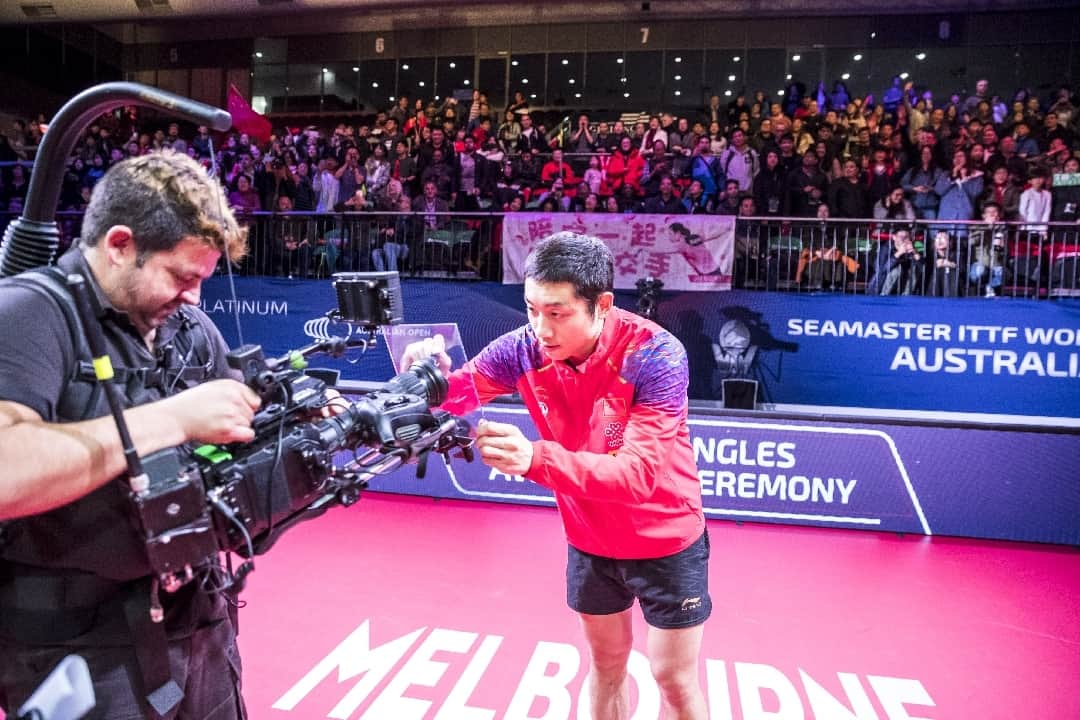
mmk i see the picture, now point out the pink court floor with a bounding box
[238,492,1080,719]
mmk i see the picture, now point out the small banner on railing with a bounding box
[501,212,735,291]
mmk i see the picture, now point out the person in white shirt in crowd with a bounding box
[313,156,340,213]
[719,128,760,192]
[1019,167,1052,236]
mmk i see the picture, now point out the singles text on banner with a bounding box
[501,212,735,291]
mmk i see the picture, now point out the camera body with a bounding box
[636,276,665,321]
[133,343,469,592]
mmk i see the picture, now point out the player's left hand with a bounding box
[475,419,534,475]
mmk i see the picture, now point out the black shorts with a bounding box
[566,531,712,629]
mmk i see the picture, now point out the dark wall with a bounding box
[0,26,121,116]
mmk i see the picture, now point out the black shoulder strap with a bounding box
[5,267,101,419]
[0,268,84,553]
[722,149,735,178]
[158,306,217,394]
[7,266,84,349]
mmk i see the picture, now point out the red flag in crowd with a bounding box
[227,84,272,144]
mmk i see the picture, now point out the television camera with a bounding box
[67,270,474,596]
[635,276,665,321]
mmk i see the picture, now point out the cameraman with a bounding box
[400,232,710,719]
[0,151,260,719]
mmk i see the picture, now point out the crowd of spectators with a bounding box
[3,75,1080,291]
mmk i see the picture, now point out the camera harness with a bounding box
[1,142,468,717]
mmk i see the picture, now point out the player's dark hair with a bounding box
[524,231,614,314]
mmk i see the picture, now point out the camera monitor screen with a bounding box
[331,271,404,328]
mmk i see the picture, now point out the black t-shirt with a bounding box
[1052,185,1080,223]
[0,247,234,427]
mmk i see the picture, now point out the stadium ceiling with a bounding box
[3,0,1074,26]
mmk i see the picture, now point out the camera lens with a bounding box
[386,357,448,407]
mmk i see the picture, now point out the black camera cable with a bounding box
[207,136,245,348]
[203,493,255,596]
[163,310,215,396]
[184,142,255,595]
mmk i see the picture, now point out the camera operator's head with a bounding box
[523,232,615,365]
[80,150,247,337]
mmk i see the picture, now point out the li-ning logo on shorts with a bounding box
[680,596,702,612]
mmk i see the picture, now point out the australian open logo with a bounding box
[303,314,370,343]
[304,315,336,342]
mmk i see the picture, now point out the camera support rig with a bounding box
[136,342,472,595]
[65,268,473,597]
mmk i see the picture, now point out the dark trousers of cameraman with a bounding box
[0,592,246,720]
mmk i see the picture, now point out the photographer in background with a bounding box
[875,226,926,296]
[968,200,1009,297]
[400,232,710,720]
[0,151,260,719]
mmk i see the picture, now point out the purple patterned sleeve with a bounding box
[621,331,690,415]
[471,325,546,392]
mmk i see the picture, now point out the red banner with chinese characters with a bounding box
[501,213,734,291]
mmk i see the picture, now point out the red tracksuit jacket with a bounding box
[445,306,704,559]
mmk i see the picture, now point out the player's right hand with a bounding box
[398,333,453,375]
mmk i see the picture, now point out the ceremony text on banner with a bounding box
[501,212,735,291]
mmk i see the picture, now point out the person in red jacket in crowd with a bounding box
[540,147,577,189]
[399,232,710,720]
[602,135,645,198]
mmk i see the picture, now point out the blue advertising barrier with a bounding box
[357,403,1080,547]
[202,276,1080,417]
[199,276,1080,546]
[661,291,1080,417]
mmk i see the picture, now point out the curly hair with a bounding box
[81,150,247,264]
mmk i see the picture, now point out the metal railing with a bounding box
[230,210,503,281]
[734,217,1080,299]
[2,210,1079,298]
